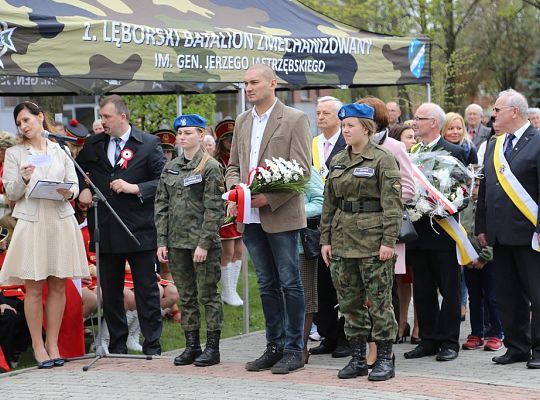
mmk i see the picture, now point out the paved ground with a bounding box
[2,316,540,400]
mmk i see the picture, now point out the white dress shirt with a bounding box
[107,128,131,167]
[506,121,530,150]
[248,99,277,223]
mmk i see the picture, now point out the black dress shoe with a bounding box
[493,352,529,365]
[404,345,437,359]
[436,348,458,361]
[309,342,335,355]
[527,358,540,369]
[332,344,351,358]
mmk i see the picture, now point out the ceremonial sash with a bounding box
[435,217,479,265]
[312,136,327,181]
[493,135,539,251]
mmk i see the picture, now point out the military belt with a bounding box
[338,199,382,213]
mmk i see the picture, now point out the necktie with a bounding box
[323,140,332,161]
[469,128,476,140]
[504,134,515,159]
[114,138,122,163]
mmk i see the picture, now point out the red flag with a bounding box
[42,279,85,358]
[0,347,11,373]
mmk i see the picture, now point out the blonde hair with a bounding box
[442,112,471,145]
[193,127,212,174]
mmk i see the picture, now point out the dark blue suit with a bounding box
[76,126,166,355]
[408,137,466,353]
[476,125,540,360]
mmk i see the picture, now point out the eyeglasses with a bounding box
[493,106,514,113]
[413,116,433,121]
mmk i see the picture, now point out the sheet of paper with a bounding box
[27,154,52,167]
[28,180,73,201]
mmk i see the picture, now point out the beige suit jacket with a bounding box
[3,140,79,222]
[226,99,312,233]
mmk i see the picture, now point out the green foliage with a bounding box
[524,51,540,107]
[124,94,216,132]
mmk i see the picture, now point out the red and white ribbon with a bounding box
[412,164,457,215]
[117,148,133,169]
[222,183,253,224]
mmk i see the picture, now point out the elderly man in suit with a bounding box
[465,104,491,148]
[77,95,166,355]
[226,64,311,374]
[309,96,351,359]
[404,103,466,362]
[476,89,540,369]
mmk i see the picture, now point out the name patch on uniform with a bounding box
[166,169,179,175]
[332,165,347,170]
[353,167,375,178]
[183,174,203,186]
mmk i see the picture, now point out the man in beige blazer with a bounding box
[226,64,311,374]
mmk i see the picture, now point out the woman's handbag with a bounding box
[397,210,418,243]
[300,217,321,260]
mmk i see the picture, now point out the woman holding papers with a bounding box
[0,101,88,369]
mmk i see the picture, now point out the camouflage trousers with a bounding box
[330,255,397,341]
[168,247,224,332]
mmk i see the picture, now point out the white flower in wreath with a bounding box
[409,209,422,222]
[432,168,452,193]
[416,197,433,214]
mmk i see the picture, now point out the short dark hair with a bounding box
[388,124,412,142]
[100,95,130,120]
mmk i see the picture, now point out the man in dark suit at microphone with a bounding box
[76,95,166,355]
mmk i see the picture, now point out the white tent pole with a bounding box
[426,83,431,103]
[176,95,182,115]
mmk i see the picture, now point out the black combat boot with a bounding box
[193,330,221,367]
[337,337,368,379]
[174,330,202,366]
[368,340,395,381]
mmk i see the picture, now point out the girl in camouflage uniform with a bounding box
[320,103,402,381]
[155,114,224,367]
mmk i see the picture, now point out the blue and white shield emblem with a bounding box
[408,39,425,79]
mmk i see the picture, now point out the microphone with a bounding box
[41,130,79,143]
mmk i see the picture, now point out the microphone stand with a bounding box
[55,140,156,371]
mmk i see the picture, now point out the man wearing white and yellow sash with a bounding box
[309,96,351,359]
[404,102,467,363]
[476,89,540,369]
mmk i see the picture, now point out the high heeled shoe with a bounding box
[395,322,411,344]
[52,358,65,367]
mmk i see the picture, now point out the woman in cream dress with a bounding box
[0,102,88,368]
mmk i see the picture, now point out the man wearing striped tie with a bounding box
[76,95,166,356]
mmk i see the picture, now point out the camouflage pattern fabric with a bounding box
[329,255,397,341]
[154,148,224,251]
[168,247,223,332]
[320,142,402,258]
[0,0,430,94]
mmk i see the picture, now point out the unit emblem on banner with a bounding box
[0,21,16,69]
[408,39,425,79]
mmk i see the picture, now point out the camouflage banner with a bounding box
[0,0,430,95]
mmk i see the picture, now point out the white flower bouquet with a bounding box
[222,157,306,223]
[248,157,306,194]
[406,150,473,222]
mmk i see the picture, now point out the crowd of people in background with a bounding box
[0,64,539,382]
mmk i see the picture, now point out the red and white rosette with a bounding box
[117,148,133,169]
[222,183,253,224]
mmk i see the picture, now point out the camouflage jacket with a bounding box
[320,142,403,258]
[155,149,224,250]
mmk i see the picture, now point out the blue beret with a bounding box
[173,114,207,130]
[338,103,374,120]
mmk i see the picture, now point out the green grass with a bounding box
[10,260,264,371]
